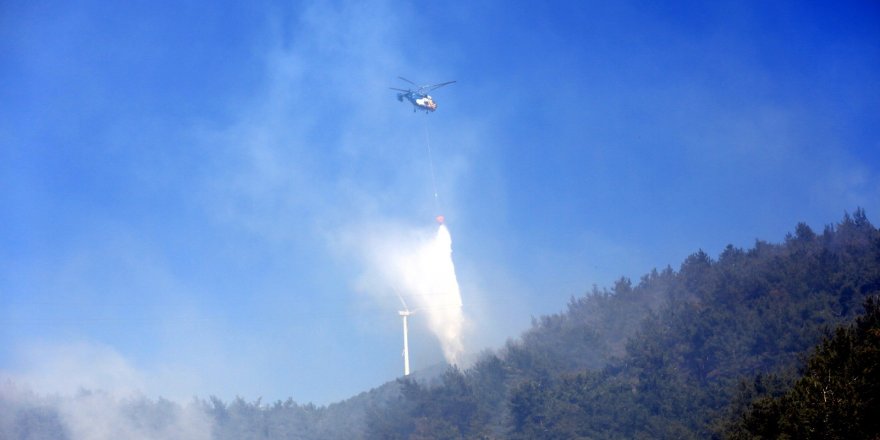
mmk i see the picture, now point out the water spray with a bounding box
[375,78,463,375]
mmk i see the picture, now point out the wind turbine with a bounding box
[396,292,413,376]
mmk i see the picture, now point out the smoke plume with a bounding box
[353,222,465,365]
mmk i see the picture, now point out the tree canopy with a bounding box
[3,210,878,439]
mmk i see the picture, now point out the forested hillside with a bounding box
[3,210,878,439]
[367,209,880,439]
[726,296,880,439]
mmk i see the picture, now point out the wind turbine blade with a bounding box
[394,289,409,312]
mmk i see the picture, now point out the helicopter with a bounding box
[391,77,456,113]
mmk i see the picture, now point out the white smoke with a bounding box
[0,383,213,440]
[350,221,465,364]
[0,342,213,440]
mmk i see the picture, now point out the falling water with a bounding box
[418,224,464,363]
[359,222,465,365]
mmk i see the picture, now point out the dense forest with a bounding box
[3,210,879,439]
[367,209,880,439]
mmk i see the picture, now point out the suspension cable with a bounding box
[423,116,440,215]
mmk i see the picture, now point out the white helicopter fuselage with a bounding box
[392,78,454,113]
[414,95,437,111]
[398,91,437,112]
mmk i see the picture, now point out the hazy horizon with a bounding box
[2,0,879,406]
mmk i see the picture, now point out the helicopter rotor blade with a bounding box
[397,76,418,86]
[423,80,456,92]
[389,87,411,92]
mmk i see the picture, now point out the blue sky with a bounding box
[2,1,878,405]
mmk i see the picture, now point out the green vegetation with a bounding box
[2,210,878,439]
[726,296,880,439]
[367,209,880,439]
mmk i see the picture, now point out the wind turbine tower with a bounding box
[396,292,414,376]
[399,309,411,376]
